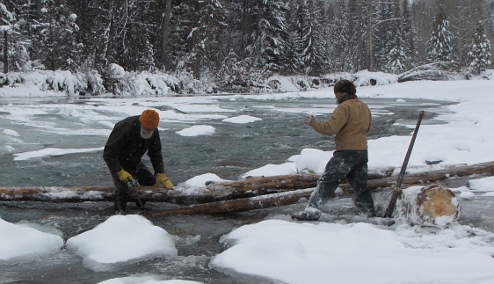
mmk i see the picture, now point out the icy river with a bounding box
[1,89,494,283]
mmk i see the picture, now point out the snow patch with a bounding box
[176,125,215,137]
[469,177,494,192]
[242,163,297,178]
[212,220,494,284]
[98,275,202,284]
[66,215,177,265]
[2,129,19,137]
[0,218,63,260]
[14,147,103,161]
[222,115,262,124]
[184,173,227,188]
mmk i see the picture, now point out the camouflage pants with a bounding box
[308,150,375,216]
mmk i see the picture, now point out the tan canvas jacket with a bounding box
[309,98,371,150]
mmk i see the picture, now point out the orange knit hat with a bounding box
[139,109,160,129]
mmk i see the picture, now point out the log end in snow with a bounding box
[404,184,460,226]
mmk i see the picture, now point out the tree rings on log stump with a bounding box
[402,184,460,226]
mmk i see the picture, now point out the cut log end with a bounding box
[407,184,460,226]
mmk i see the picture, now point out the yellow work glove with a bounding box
[117,169,134,182]
[155,173,174,189]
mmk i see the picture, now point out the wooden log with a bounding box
[1,161,494,204]
[151,162,494,216]
[401,184,460,226]
[151,188,314,217]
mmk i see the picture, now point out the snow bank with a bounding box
[176,125,215,137]
[469,177,494,192]
[13,147,103,161]
[66,215,177,265]
[0,218,63,260]
[0,70,104,97]
[184,173,227,188]
[222,115,262,124]
[353,70,398,86]
[98,275,202,284]
[212,220,494,284]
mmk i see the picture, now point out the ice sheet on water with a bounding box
[469,176,494,192]
[13,147,103,161]
[98,275,202,284]
[176,125,216,137]
[0,217,63,260]
[222,115,262,124]
[66,215,177,267]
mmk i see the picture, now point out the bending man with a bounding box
[103,109,174,212]
[294,80,375,220]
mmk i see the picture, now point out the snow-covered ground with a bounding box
[211,220,494,284]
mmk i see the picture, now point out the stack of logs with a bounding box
[1,161,493,217]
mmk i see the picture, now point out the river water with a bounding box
[2,93,490,284]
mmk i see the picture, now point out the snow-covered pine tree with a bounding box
[246,0,289,73]
[427,11,456,63]
[379,0,411,73]
[31,0,82,71]
[327,0,353,72]
[468,21,492,75]
[297,0,327,75]
[0,1,14,73]
[186,0,226,78]
[284,0,302,74]
[401,0,416,68]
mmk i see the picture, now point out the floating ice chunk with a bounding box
[0,218,63,260]
[66,215,177,265]
[184,173,226,188]
[469,176,494,192]
[212,220,494,284]
[222,115,262,124]
[98,275,202,284]
[176,125,215,137]
[14,147,103,161]
[242,162,297,178]
[2,129,19,137]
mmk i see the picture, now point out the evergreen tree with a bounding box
[427,11,456,63]
[297,0,327,75]
[328,0,352,72]
[246,0,290,73]
[187,0,226,78]
[31,0,82,70]
[468,21,492,75]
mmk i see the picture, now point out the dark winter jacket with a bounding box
[103,116,164,174]
[309,98,371,150]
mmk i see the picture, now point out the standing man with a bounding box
[293,80,375,221]
[103,109,174,212]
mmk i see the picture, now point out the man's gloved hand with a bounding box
[305,115,316,126]
[117,169,134,182]
[155,173,174,189]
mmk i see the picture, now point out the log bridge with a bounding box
[1,161,493,207]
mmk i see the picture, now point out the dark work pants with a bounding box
[308,150,375,216]
[112,162,156,211]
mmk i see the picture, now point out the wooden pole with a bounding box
[384,111,425,218]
